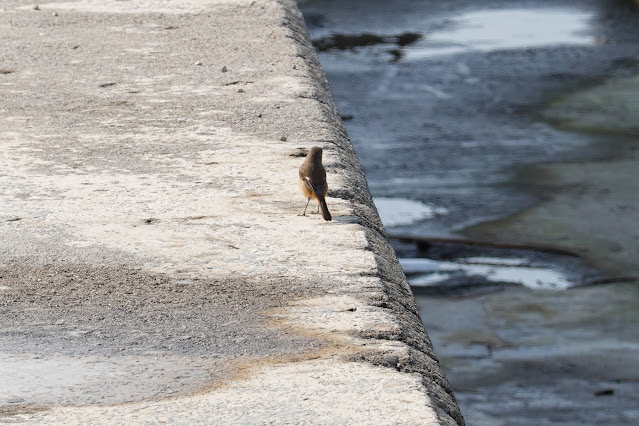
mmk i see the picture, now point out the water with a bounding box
[403,8,595,60]
[374,197,448,227]
[302,0,635,238]
[300,0,639,424]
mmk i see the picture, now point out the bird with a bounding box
[298,146,332,221]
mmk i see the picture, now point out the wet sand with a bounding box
[464,72,639,276]
[465,156,639,275]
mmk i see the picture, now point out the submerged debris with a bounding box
[312,32,422,61]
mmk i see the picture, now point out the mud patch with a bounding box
[463,157,639,276]
[541,72,639,135]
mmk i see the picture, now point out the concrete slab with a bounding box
[0,0,463,424]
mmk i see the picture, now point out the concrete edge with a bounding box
[281,2,465,424]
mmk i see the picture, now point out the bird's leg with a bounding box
[301,197,311,216]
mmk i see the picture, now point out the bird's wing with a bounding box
[302,176,325,198]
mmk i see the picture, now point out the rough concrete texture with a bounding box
[0,0,463,424]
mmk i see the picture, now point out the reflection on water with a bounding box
[374,197,448,227]
[405,8,595,60]
[400,256,573,290]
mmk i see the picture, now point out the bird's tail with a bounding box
[315,194,332,221]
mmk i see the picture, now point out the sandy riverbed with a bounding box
[465,71,639,276]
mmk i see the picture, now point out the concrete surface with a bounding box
[0,0,462,424]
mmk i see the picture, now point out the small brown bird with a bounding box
[299,146,331,221]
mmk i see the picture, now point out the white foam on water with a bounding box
[374,197,448,227]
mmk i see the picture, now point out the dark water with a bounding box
[300,0,639,424]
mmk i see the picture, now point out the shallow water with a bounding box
[403,8,595,60]
[302,0,639,237]
[300,0,639,424]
